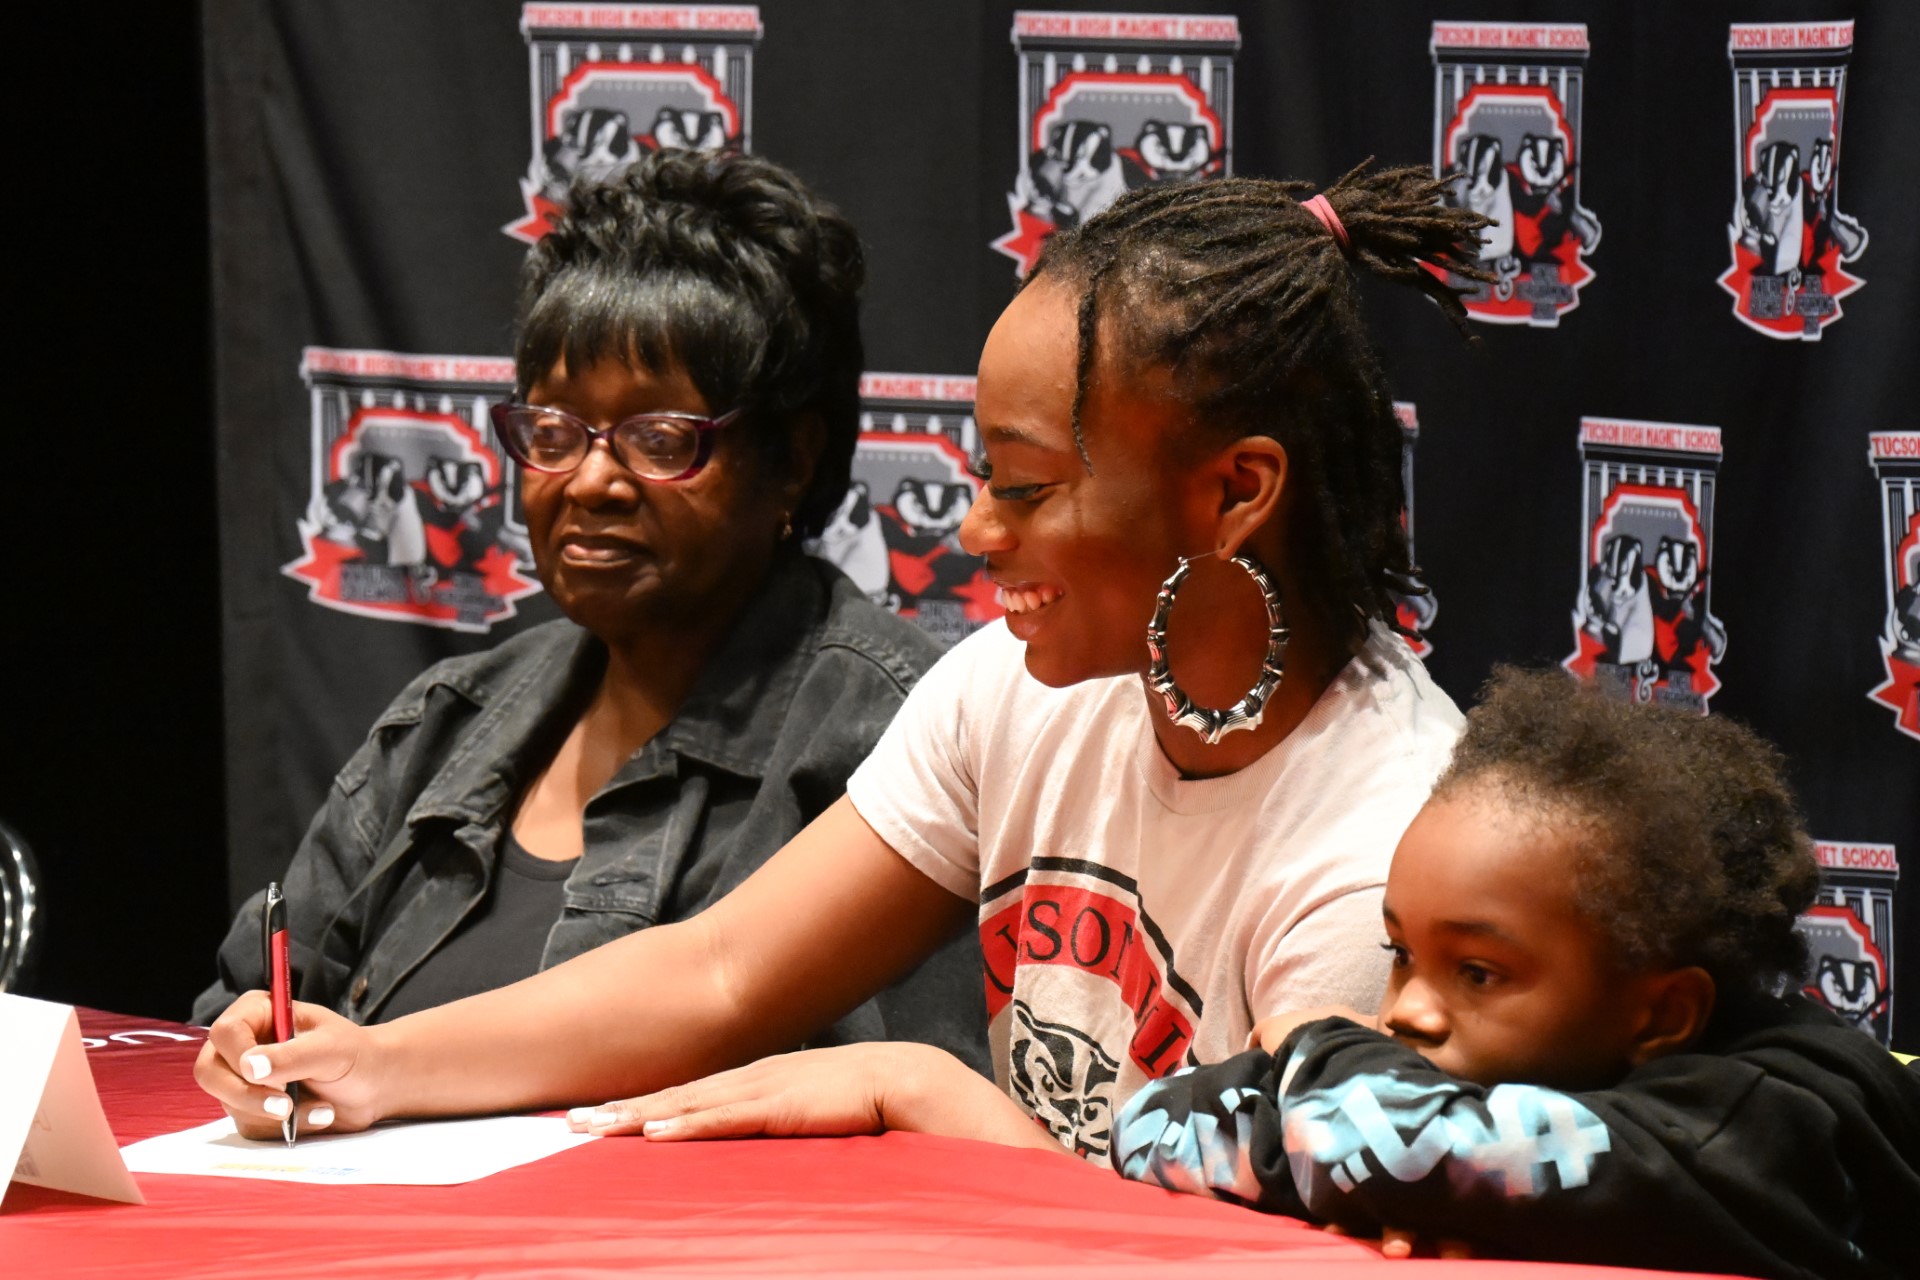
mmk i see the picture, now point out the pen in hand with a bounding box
[261,881,301,1147]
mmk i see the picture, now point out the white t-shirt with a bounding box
[847,620,1463,1161]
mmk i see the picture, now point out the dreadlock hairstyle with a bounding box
[1028,160,1492,656]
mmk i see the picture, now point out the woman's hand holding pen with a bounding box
[194,992,384,1140]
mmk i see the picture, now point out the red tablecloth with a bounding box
[0,1010,1741,1279]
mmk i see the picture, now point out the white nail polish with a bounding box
[244,1054,271,1081]
[263,1095,291,1118]
[566,1107,596,1126]
[642,1118,675,1138]
[308,1106,335,1128]
[588,1108,620,1128]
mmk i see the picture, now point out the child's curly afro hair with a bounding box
[1435,667,1821,1006]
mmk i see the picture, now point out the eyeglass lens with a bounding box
[503,408,703,479]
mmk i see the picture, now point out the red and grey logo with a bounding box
[1869,432,1920,739]
[1391,402,1437,658]
[283,349,540,632]
[807,374,1002,648]
[993,10,1238,276]
[1797,841,1900,1047]
[506,4,762,243]
[1430,22,1601,327]
[980,857,1204,1158]
[1564,418,1726,712]
[1721,22,1868,339]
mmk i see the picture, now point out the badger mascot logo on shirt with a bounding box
[993,12,1239,276]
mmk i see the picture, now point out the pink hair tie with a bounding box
[1302,193,1351,255]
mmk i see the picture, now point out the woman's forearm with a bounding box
[364,914,751,1118]
[360,797,974,1121]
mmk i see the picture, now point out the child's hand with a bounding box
[1247,1006,1374,1053]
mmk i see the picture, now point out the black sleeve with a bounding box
[189,663,470,1025]
[1111,1018,1903,1279]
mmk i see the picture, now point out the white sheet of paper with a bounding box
[0,994,145,1207]
[120,1115,597,1185]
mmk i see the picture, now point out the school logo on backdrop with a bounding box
[284,349,539,632]
[1869,432,1920,739]
[993,11,1239,276]
[1431,22,1600,326]
[1797,841,1899,1047]
[807,374,1002,647]
[1392,403,1438,657]
[507,4,762,242]
[1565,418,1726,712]
[1722,22,1868,340]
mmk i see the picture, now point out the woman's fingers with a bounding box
[566,1071,764,1136]
[195,992,376,1136]
[564,1048,889,1140]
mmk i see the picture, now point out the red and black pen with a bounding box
[261,881,300,1146]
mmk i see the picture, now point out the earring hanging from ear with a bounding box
[779,512,794,541]
[1144,552,1288,745]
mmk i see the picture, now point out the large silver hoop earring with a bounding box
[1144,553,1288,745]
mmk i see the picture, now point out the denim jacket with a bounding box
[193,553,989,1072]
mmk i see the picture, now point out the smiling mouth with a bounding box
[996,583,1064,615]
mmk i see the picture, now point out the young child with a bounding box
[1111,668,1919,1279]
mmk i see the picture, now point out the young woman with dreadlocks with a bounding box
[197,162,1493,1163]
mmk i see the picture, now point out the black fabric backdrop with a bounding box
[204,1,1919,1049]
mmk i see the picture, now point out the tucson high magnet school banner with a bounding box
[205,2,1919,1051]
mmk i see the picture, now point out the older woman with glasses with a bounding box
[191,151,986,1074]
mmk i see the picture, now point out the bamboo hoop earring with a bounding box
[1144,553,1289,745]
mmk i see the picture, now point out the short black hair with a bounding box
[514,150,865,538]
[1436,667,1821,1006]
[1029,161,1493,656]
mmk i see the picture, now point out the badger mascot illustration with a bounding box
[810,481,891,604]
[1448,134,1519,297]
[1739,140,1806,279]
[649,107,729,153]
[1006,1001,1120,1159]
[1802,136,1869,271]
[1892,530,1920,664]
[880,478,977,606]
[1133,120,1215,181]
[1645,535,1727,681]
[1583,533,1655,669]
[316,451,427,567]
[1023,120,1147,229]
[538,107,639,202]
[417,456,512,576]
[1509,133,1601,264]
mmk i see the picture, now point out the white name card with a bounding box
[0,994,144,1206]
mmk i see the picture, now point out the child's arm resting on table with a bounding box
[1111,1017,1898,1278]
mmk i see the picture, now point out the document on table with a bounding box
[121,1115,597,1186]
